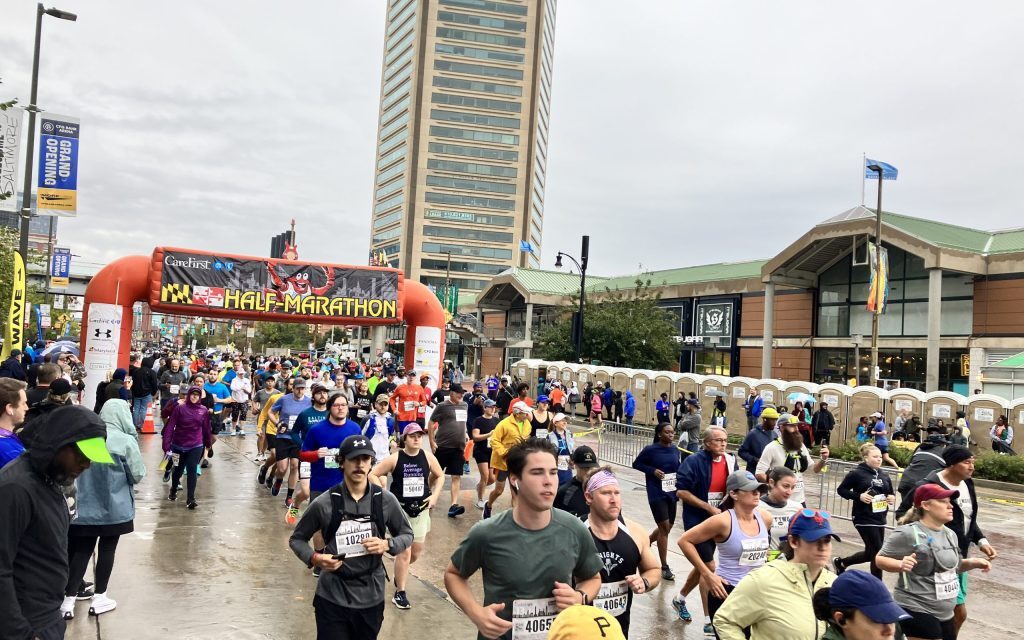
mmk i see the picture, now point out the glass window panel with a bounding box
[850,262,870,284]
[817,306,849,337]
[905,253,927,278]
[432,75,522,97]
[431,109,520,129]
[902,301,928,335]
[428,141,519,161]
[436,10,527,32]
[819,283,847,304]
[435,27,526,48]
[426,175,516,194]
[902,278,929,300]
[434,60,524,81]
[879,303,903,336]
[849,305,873,337]
[942,275,974,298]
[850,282,870,303]
[435,43,525,64]
[439,0,529,16]
[423,225,513,243]
[424,191,514,210]
[940,299,972,335]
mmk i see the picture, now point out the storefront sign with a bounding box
[960,354,970,377]
[154,250,400,321]
[694,302,733,345]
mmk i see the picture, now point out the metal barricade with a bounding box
[571,420,655,469]
[809,459,900,529]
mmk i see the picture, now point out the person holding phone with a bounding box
[833,444,895,579]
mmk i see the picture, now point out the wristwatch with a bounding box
[575,588,589,606]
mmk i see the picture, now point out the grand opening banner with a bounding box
[37,114,80,215]
[150,248,404,324]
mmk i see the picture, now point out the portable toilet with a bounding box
[726,377,757,431]
[817,383,851,441]
[594,367,612,390]
[677,374,705,407]
[631,369,654,425]
[653,373,677,422]
[965,393,1008,449]
[754,379,786,409]
[923,391,962,431]
[847,386,887,444]
[782,381,820,416]
[888,388,925,431]
[1007,397,1024,454]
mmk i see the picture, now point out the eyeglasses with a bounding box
[706,438,728,444]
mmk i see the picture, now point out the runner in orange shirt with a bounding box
[549,384,566,414]
[390,370,429,430]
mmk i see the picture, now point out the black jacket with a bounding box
[554,477,589,520]
[0,406,107,639]
[0,356,26,381]
[836,462,894,526]
[896,439,948,498]
[129,365,159,398]
[811,409,835,433]
[895,469,983,557]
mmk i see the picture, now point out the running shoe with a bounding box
[463,461,470,475]
[285,506,299,524]
[285,497,294,508]
[168,490,178,501]
[392,591,411,610]
[265,475,275,490]
[257,467,268,486]
[832,557,846,576]
[186,500,198,510]
[703,623,714,635]
[475,499,486,509]
[76,582,94,600]
[662,566,676,582]
[61,596,75,620]
[312,566,321,578]
[200,458,209,469]
[271,479,283,497]
[482,503,492,519]
[672,595,692,622]
[236,429,245,437]
[88,592,117,616]
[447,504,465,518]
[162,466,172,483]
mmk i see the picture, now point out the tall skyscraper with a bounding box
[368,0,556,293]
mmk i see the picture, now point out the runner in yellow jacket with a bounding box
[483,401,532,518]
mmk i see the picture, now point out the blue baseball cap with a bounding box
[829,570,911,624]
[782,509,841,543]
[537,395,550,403]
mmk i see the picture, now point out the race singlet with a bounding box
[661,473,677,494]
[708,492,724,509]
[739,538,770,566]
[324,448,340,469]
[403,475,425,498]
[558,455,570,471]
[871,494,889,514]
[593,581,629,618]
[511,597,558,640]
[935,569,959,601]
[335,519,373,558]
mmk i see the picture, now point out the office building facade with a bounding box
[368,0,556,293]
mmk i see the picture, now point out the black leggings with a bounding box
[313,596,384,639]
[66,535,121,596]
[171,445,205,502]
[841,524,885,578]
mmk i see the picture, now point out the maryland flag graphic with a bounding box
[161,283,192,305]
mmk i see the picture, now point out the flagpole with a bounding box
[861,152,866,206]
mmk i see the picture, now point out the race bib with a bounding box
[794,475,805,497]
[355,409,366,420]
[871,494,889,514]
[334,519,373,558]
[511,598,558,640]
[404,400,417,411]
[169,385,180,395]
[594,581,629,618]
[708,492,724,509]
[739,538,770,566]
[171,452,181,467]
[558,455,570,471]
[454,409,468,423]
[661,473,677,494]
[535,428,548,439]
[935,569,959,601]
[299,461,311,479]
[403,475,425,498]
[325,449,340,469]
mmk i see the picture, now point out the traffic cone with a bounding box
[142,402,156,434]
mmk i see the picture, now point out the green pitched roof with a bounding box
[591,260,767,293]
[498,267,608,295]
[881,212,993,253]
[986,228,1024,255]
[990,352,1024,368]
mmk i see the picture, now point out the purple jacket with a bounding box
[162,401,213,452]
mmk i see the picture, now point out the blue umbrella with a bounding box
[787,392,815,405]
[41,340,79,358]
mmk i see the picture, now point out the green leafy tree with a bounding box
[0,226,49,345]
[252,321,315,353]
[533,279,681,369]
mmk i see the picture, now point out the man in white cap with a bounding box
[483,400,532,519]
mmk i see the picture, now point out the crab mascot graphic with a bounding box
[267,263,335,297]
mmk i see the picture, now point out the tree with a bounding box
[533,279,681,369]
[0,225,48,345]
[251,321,314,353]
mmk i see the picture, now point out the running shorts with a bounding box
[497,470,509,482]
[956,572,968,606]
[407,510,431,541]
[695,539,716,563]
[264,434,277,450]
[472,446,492,465]
[276,439,300,460]
[435,447,465,476]
[649,497,678,526]
[899,608,955,640]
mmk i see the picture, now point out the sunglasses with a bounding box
[788,508,831,533]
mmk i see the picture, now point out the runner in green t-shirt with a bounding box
[445,438,603,640]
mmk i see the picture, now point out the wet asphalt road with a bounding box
[63,422,1023,640]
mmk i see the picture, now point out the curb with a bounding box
[972,477,1024,492]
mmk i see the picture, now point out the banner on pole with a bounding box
[867,246,889,315]
[0,107,24,213]
[37,114,80,215]
[2,251,26,359]
[50,246,71,288]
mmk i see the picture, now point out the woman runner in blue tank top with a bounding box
[678,470,773,637]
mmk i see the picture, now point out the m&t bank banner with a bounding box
[37,114,80,215]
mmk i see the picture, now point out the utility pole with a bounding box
[868,164,884,387]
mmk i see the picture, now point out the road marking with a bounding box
[988,497,1024,507]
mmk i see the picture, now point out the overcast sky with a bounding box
[3,0,1023,277]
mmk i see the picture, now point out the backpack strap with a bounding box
[324,483,347,542]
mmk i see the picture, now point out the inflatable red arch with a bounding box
[79,247,445,408]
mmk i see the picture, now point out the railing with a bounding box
[570,420,655,469]
[483,326,526,341]
[810,459,900,529]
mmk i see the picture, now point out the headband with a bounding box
[586,470,618,493]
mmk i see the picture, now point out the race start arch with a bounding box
[79,247,445,408]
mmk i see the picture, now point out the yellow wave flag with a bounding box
[2,251,26,360]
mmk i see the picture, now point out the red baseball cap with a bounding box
[913,483,959,508]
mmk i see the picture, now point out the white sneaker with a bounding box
[89,592,117,616]
[61,596,76,620]
[475,499,486,509]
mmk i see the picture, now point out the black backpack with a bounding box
[323,482,387,579]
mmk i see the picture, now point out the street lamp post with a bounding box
[867,163,884,387]
[851,333,863,385]
[18,4,77,262]
[555,235,589,363]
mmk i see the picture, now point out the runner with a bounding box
[390,370,428,432]
[713,509,839,639]
[811,570,910,640]
[444,438,604,640]
[360,397,395,464]
[470,399,500,509]
[157,358,188,411]
[876,484,992,640]
[484,401,533,518]
[549,383,566,415]
[161,386,214,509]
[833,444,895,578]
[671,426,738,630]
[427,383,469,518]
[554,446,600,520]
[755,415,829,506]
[256,379,284,488]
[896,423,949,507]
[369,423,444,610]
[631,422,681,582]
[530,396,551,438]
[269,378,312,504]
[288,435,414,640]
[584,468,661,637]
[229,369,252,436]
[288,383,331,523]
[252,376,278,462]
[545,413,576,486]
[759,466,801,560]
[373,368,398,402]
[677,470,773,633]
[868,412,902,470]
[351,380,374,425]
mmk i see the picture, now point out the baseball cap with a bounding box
[829,570,911,624]
[406,369,416,376]
[571,445,598,468]
[870,411,883,418]
[783,415,799,425]
[402,422,425,436]
[760,407,780,420]
[337,435,376,460]
[49,378,73,395]
[483,399,497,408]
[552,412,568,423]
[473,381,483,388]
[784,509,841,543]
[76,437,114,464]
[449,384,465,394]
[913,483,960,508]
[293,378,307,388]
[537,394,550,403]
[549,605,625,640]
[311,382,328,394]
[511,401,531,415]
[726,470,768,494]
